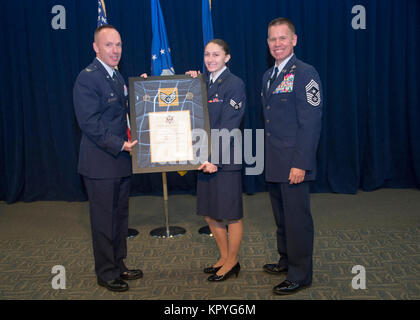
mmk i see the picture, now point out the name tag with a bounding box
[108,96,118,103]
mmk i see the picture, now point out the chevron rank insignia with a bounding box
[305,79,321,107]
[230,99,242,110]
[158,88,179,106]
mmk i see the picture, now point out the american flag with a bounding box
[97,0,108,27]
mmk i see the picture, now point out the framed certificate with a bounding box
[129,74,211,173]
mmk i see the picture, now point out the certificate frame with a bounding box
[129,74,211,174]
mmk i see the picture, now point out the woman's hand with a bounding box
[140,73,148,78]
[198,161,218,173]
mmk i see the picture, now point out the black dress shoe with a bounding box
[263,263,288,275]
[120,269,143,280]
[97,278,129,292]
[207,262,240,282]
[273,280,309,295]
[203,265,222,274]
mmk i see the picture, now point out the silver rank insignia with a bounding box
[230,99,242,110]
[305,79,321,107]
[85,66,97,72]
[159,90,176,104]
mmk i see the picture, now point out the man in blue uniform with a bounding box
[261,18,323,295]
[73,25,142,292]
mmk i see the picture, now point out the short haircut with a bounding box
[206,38,230,55]
[94,24,118,42]
[268,17,296,36]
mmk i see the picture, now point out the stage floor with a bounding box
[0,189,419,300]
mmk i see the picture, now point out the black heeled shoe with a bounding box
[203,265,222,274]
[207,262,240,282]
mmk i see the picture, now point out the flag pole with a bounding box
[148,0,186,238]
[149,172,186,238]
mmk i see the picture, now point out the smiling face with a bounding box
[93,27,122,68]
[204,42,231,75]
[267,23,297,65]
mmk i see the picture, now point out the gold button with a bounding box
[266,119,270,123]
[267,132,271,136]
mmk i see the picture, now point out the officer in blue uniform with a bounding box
[187,39,246,282]
[73,25,142,292]
[261,18,323,294]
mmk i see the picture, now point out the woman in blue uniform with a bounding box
[187,39,246,282]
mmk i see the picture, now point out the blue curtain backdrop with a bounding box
[0,0,419,203]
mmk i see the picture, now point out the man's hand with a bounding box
[140,73,148,78]
[185,70,200,78]
[289,167,306,184]
[123,140,138,152]
[198,161,218,174]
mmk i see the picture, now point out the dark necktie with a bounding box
[112,70,123,94]
[209,79,214,87]
[267,66,279,93]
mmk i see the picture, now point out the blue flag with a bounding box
[202,0,214,72]
[151,0,175,76]
[97,0,108,27]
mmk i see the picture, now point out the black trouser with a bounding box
[267,181,314,285]
[83,176,130,281]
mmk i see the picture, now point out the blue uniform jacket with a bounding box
[206,68,246,171]
[73,58,131,179]
[262,55,323,182]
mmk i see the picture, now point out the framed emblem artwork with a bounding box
[129,74,211,173]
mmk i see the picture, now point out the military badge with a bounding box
[274,73,295,94]
[158,88,179,106]
[305,80,321,107]
[230,99,242,110]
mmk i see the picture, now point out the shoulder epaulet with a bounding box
[85,65,98,72]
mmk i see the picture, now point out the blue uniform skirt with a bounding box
[196,170,243,221]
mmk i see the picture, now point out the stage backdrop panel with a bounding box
[1,0,419,203]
